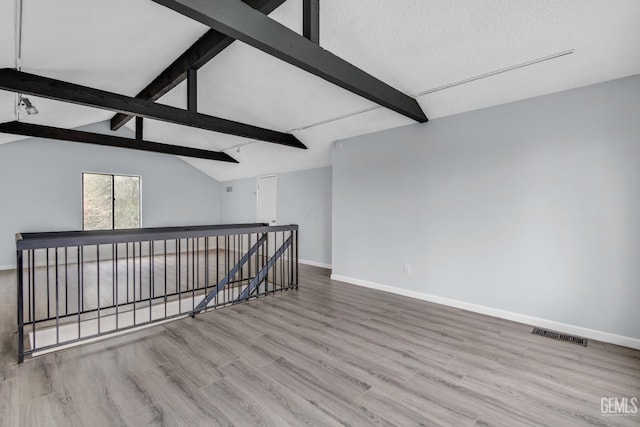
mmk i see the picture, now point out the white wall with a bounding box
[332,75,640,343]
[221,167,332,266]
[0,121,223,268]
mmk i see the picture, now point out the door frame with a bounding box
[256,174,277,225]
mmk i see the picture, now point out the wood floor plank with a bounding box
[0,332,17,383]
[18,391,70,427]
[356,385,477,427]
[200,378,287,426]
[255,334,373,399]
[52,348,110,416]
[122,403,183,427]
[136,362,233,426]
[260,357,394,426]
[69,401,125,427]
[0,379,18,427]
[458,366,621,427]
[216,359,345,427]
[405,370,550,427]
[16,354,59,402]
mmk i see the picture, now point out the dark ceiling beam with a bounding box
[110,0,287,131]
[0,121,238,163]
[187,68,197,112]
[135,117,143,141]
[0,68,306,149]
[303,0,319,44]
[152,0,428,123]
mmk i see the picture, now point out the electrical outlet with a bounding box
[404,263,411,275]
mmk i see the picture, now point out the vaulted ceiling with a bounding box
[1,0,639,181]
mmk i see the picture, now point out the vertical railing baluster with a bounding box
[31,249,36,352]
[284,235,288,290]
[139,241,142,320]
[272,231,275,292]
[64,247,68,316]
[151,241,155,299]
[55,248,59,345]
[149,241,153,323]
[260,233,264,295]
[164,240,167,319]
[46,248,50,320]
[133,242,136,326]
[27,250,31,332]
[186,238,189,295]
[192,238,195,312]
[224,235,231,304]
[177,239,181,313]
[265,233,269,293]
[216,236,219,307]
[126,243,130,303]
[77,246,81,340]
[17,249,24,364]
[97,245,101,334]
[115,244,119,331]
[248,233,253,292]
[239,233,243,283]
[204,237,209,306]
[112,244,116,306]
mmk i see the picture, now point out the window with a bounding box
[82,173,141,230]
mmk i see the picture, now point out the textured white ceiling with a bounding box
[1,0,639,180]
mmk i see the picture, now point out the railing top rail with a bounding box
[16,223,298,250]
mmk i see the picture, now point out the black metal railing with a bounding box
[16,223,298,363]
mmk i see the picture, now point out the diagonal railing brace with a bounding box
[234,233,293,303]
[192,232,268,315]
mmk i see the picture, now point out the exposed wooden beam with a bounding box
[0,69,307,149]
[187,68,197,112]
[152,0,428,123]
[303,0,319,44]
[110,0,287,130]
[0,121,238,163]
[135,116,143,141]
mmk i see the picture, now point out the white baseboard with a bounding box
[299,259,332,269]
[0,264,14,271]
[330,274,640,350]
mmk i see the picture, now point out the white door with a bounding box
[257,175,277,225]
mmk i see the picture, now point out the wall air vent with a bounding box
[532,328,587,346]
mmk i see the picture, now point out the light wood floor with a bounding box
[0,265,639,426]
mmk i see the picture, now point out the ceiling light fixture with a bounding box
[18,96,39,115]
[224,142,255,153]
[14,0,39,119]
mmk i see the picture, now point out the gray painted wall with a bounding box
[0,121,222,267]
[221,167,332,265]
[220,178,260,225]
[333,75,640,340]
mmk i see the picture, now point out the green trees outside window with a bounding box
[83,173,140,230]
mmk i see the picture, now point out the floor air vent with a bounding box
[532,328,587,346]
